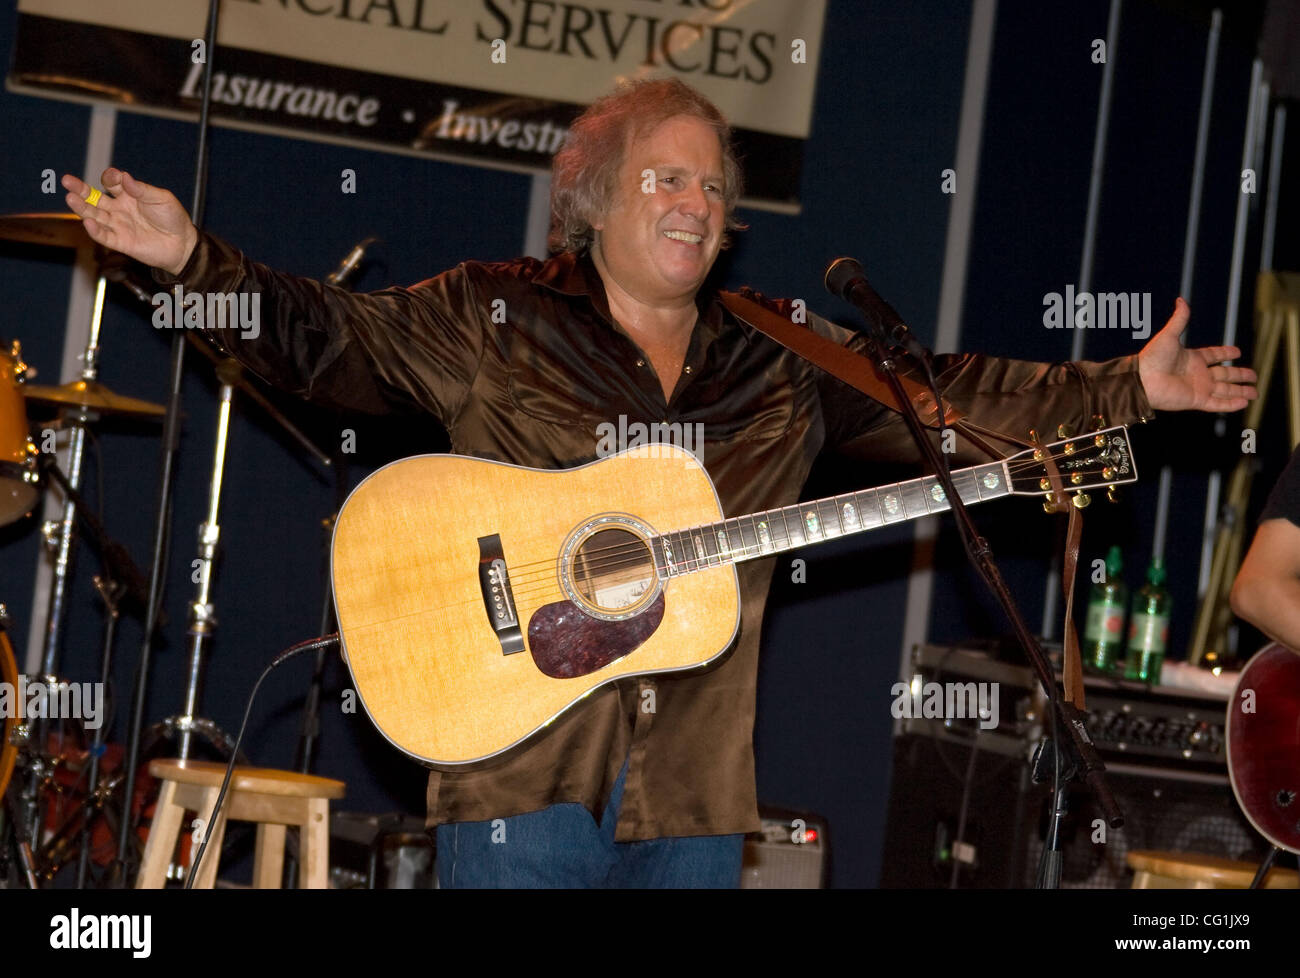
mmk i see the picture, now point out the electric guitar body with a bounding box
[1227,642,1300,854]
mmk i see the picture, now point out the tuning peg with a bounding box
[1072,491,1091,509]
[1056,423,1073,439]
[1107,485,1121,504]
[1090,414,1108,431]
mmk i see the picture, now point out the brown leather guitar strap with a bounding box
[1062,507,1086,709]
[719,291,1036,463]
[719,291,962,429]
[1028,427,1087,710]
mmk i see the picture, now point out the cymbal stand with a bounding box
[32,451,149,886]
[168,353,332,761]
[21,273,108,852]
[173,365,234,761]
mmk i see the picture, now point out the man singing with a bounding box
[63,78,1255,888]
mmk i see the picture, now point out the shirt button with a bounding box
[683,365,692,374]
[636,358,645,367]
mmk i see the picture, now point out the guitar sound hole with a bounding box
[570,527,656,615]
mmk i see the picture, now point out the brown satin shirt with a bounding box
[162,232,1153,841]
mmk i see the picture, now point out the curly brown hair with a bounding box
[548,77,747,254]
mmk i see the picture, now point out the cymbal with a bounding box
[0,213,94,250]
[23,379,165,417]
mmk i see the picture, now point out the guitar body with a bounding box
[331,446,740,768]
[1227,642,1300,854]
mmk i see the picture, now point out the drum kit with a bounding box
[0,212,281,888]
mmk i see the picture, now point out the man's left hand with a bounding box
[1138,297,1257,412]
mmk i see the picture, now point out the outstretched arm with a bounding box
[59,168,485,422]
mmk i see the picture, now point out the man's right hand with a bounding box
[62,168,199,276]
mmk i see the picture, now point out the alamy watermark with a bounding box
[1042,285,1151,340]
[891,678,999,730]
[152,285,261,339]
[595,415,705,467]
[1,676,104,729]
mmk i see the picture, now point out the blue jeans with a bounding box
[435,761,743,888]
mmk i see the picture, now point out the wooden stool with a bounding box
[136,759,345,889]
[1127,850,1300,889]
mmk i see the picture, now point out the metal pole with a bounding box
[113,0,222,883]
[1195,63,1267,605]
[22,275,108,845]
[1150,9,1222,566]
[176,376,234,759]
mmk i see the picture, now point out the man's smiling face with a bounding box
[591,114,727,305]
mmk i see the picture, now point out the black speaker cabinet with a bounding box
[880,731,1034,888]
[880,736,1283,888]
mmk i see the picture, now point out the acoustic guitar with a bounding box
[1227,642,1300,854]
[331,425,1136,767]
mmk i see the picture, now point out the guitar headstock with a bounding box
[1003,425,1137,507]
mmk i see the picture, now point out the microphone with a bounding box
[823,257,929,361]
[326,236,377,287]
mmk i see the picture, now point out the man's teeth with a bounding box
[664,230,703,243]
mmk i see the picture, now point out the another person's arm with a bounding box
[1231,448,1300,651]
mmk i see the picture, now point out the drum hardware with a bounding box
[15,245,109,850]
[0,212,104,250]
[169,355,330,763]
[0,341,39,527]
[0,217,170,862]
[23,379,166,418]
[24,454,157,887]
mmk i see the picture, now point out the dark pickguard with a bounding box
[528,595,665,679]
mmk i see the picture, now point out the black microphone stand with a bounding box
[844,304,1123,889]
[111,0,222,886]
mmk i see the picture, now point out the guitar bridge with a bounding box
[478,534,524,655]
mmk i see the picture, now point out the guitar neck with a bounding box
[652,458,1012,577]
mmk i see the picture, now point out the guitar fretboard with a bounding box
[651,460,1011,577]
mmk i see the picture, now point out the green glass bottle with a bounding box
[1083,545,1127,674]
[1125,558,1171,683]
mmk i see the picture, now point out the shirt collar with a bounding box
[530,249,752,345]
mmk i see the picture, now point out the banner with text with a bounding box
[8,0,827,211]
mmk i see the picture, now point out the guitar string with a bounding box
[490,456,1117,585]
[486,459,1120,597]
[384,457,1115,616]
[443,457,1122,606]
